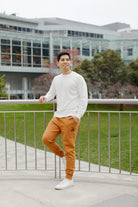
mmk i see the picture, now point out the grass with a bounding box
[0,103,137,173]
[77,112,138,173]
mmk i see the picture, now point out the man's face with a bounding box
[57,55,71,74]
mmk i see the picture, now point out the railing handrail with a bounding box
[0,99,138,105]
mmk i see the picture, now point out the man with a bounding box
[39,51,88,190]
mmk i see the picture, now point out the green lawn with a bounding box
[0,103,137,173]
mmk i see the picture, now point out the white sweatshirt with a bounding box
[45,71,88,119]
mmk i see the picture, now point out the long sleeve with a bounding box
[45,72,88,119]
[75,76,88,119]
[45,78,56,102]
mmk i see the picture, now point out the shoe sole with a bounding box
[54,184,74,190]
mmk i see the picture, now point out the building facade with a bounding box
[0,13,138,99]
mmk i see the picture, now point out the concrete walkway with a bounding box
[0,173,138,207]
[0,136,138,207]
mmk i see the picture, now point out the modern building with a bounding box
[0,13,138,99]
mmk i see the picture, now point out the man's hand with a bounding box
[68,116,80,124]
[39,96,46,103]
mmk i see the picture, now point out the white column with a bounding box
[21,40,23,67]
[10,38,12,66]
[98,41,101,53]
[60,38,62,51]
[70,39,72,51]
[133,41,137,60]
[31,40,33,67]
[22,77,28,99]
[120,41,123,59]
[41,41,43,67]
[90,42,92,58]
[80,41,82,57]
[49,33,53,65]
[70,39,73,69]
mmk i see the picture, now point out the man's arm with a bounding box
[76,76,88,119]
[39,78,56,103]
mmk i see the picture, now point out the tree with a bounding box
[103,81,138,99]
[32,73,55,98]
[73,59,95,92]
[0,75,7,98]
[74,49,127,86]
[92,49,127,86]
[127,59,138,86]
[73,49,131,98]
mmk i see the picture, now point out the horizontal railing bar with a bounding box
[0,99,55,104]
[0,110,54,113]
[87,111,138,113]
[0,110,137,114]
[88,99,138,104]
[0,99,138,105]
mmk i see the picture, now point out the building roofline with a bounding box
[38,17,100,28]
[0,13,38,25]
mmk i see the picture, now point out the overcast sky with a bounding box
[0,0,138,29]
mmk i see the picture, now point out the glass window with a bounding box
[43,49,49,57]
[42,43,49,67]
[43,44,49,57]
[53,45,60,57]
[12,40,21,46]
[127,48,133,56]
[68,30,72,36]
[12,40,21,66]
[86,33,89,37]
[1,39,11,65]
[43,43,49,48]
[33,42,41,67]
[116,50,121,56]
[23,42,31,67]
[1,39,10,45]
[82,48,90,56]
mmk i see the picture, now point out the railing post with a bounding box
[44,112,47,170]
[88,112,90,171]
[24,112,27,170]
[78,126,80,171]
[4,113,7,170]
[98,112,101,173]
[108,112,111,173]
[129,113,132,175]
[55,154,57,178]
[34,112,37,170]
[53,102,57,178]
[119,112,121,174]
[58,135,61,179]
[14,112,17,170]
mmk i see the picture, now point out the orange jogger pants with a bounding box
[42,116,80,180]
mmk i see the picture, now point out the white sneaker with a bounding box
[54,178,74,190]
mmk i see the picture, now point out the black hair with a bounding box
[57,51,71,62]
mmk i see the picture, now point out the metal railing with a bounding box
[0,99,138,178]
